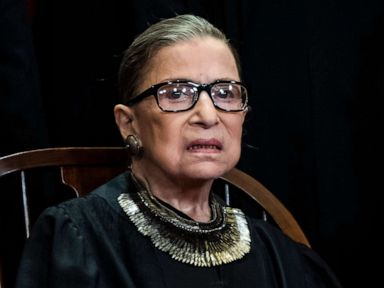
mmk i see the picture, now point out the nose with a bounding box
[190,91,219,127]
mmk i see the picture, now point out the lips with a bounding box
[187,138,223,151]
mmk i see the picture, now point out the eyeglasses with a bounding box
[125,80,248,112]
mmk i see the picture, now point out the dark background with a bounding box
[1,0,383,286]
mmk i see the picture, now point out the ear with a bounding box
[114,104,135,140]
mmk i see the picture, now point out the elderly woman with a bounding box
[15,14,342,288]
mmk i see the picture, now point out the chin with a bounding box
[183,164,232,181]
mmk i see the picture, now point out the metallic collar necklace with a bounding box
[118,173,251,267]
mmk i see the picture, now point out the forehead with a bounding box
[140,37,239,89]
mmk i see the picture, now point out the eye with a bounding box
[212,84,240,101]
[159,85,195,102]
[216,88,234,99]
[168,88,188,100]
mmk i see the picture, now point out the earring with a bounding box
[124,135,143,156]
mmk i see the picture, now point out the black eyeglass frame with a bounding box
[125,80,248,112]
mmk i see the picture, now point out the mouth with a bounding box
[187,139,223,152]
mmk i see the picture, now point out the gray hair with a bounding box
[118,14,241,103]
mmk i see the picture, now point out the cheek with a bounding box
[230,130,243,158]
[138,117,183,154]
[226,117,244,156]
[144,125,185,172]
[226,116,244,139]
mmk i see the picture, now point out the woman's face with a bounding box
[115,37,246,184]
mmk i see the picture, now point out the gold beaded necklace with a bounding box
[118,173,251,267]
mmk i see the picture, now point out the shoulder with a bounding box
[60,171,129,213]
[32,172,131,232]
[246,216,317,260]
[246,216,296,243]
[245,216,305,260]
[245,217,343,287]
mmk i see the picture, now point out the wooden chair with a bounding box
[0,147,310,288]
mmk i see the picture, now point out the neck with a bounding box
[131,168,213,222]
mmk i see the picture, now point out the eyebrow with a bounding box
[159,78,237,84]
[158,78,191,83]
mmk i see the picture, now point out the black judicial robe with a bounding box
[15,172,343,288]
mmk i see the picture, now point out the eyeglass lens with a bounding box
[157,82,246,112]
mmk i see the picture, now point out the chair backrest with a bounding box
[0,147,310,288]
